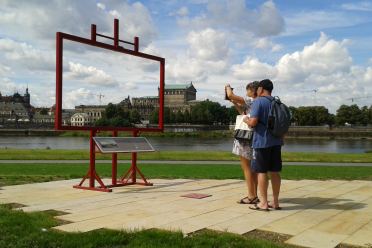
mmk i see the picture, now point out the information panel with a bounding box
[93,137,155,153]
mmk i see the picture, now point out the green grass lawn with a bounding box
[1,149,372,162]
[0,204,287,248]
[1,163,372,187]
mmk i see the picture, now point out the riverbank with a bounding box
[1,126,372,139]
[0,149,372,162]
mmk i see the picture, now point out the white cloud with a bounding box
[179,0,284,37]
[63,88,93,109]
[232,57,277,80]
[254,38,282,52]
[230,33,372,112]
[0,64,11,76]
[254,1,285,37]
[170,6,189,17]
[0,78,17,95]
[166,28,230,84]
[0,38,54,71]
[66,62,118,87]
[96,2,106,10]
[341,1,372,11]
[284,11,363,35]
[275,33,352,83]
[187,28,229,61]
[167,58,207,83]
[0,0,157,47]
[103,2,157,47]
[177,6,189,16]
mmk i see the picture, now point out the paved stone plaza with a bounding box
[1,178,372,248]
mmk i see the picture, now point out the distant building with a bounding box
[117,96,132,110]
[131,82,200,121]
[0,88,33,125]
[164,82,197,107]
[132,96,158,121]
[74,105,106,123]
[71,113,92,126]
[67,83,200,124]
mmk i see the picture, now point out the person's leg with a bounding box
[257,172,269,208]
[251,148,269,209]
[240,156,257,200]
[270,172,281,208]
[269,146,283,209]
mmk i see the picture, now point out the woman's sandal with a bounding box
[237,196,259,204]
[249,204,269,212]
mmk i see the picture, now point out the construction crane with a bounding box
[346,95,372,103]
[77,92,105,105]
[301,89,318,105]
[96,93,105,105]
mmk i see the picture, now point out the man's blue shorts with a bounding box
[251,145,282,173]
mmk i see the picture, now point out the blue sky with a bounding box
[0,0,371,112]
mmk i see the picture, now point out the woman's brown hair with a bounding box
[246,81,260,97]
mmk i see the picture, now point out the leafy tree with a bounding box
[290,106,332,126]
[130,110,141,124]
[104,103,117,119]
[328,113,336,127]
[361,106,369,125]
[175,110,184,123]
[336,104,363,125]
[227,106,239,124]
[164,107,170,124]
[150,109,159,124]
[95,118,110,126]
[189,100,229,125]
[95,103,137,127]
[169,111,176,124]
[183,109,191,123]
[39,108,48,115]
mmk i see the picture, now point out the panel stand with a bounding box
[73,130,112,192]
[118,131,153,186]
[73,130,153,192]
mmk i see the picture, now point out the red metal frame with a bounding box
[56,19,163,192]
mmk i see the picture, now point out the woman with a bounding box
[225,82,259,204]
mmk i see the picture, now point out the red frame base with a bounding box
[73,130,153,192]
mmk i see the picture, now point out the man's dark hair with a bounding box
[259,79,273,92]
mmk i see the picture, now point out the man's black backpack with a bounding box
[264,96,291,137]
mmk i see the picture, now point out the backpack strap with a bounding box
[256,96,273,127]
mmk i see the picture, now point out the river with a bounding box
[0,136,371,153]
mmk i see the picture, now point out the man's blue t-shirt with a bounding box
[249,96,283,149]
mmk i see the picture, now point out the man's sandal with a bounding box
[237,196,259,204]
[268,204,282,210]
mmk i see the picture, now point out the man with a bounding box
[244,79,283,211]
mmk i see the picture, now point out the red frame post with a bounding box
[112,130,118,185]
[114,19,119,48]
[119,130,153,186]
[73,130,112,192]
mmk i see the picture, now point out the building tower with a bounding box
[24,87,30,107]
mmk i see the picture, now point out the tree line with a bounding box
[97,101,372,127]
[152,102,372,126]
[95,103,141,127]
[150,100,237,125]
